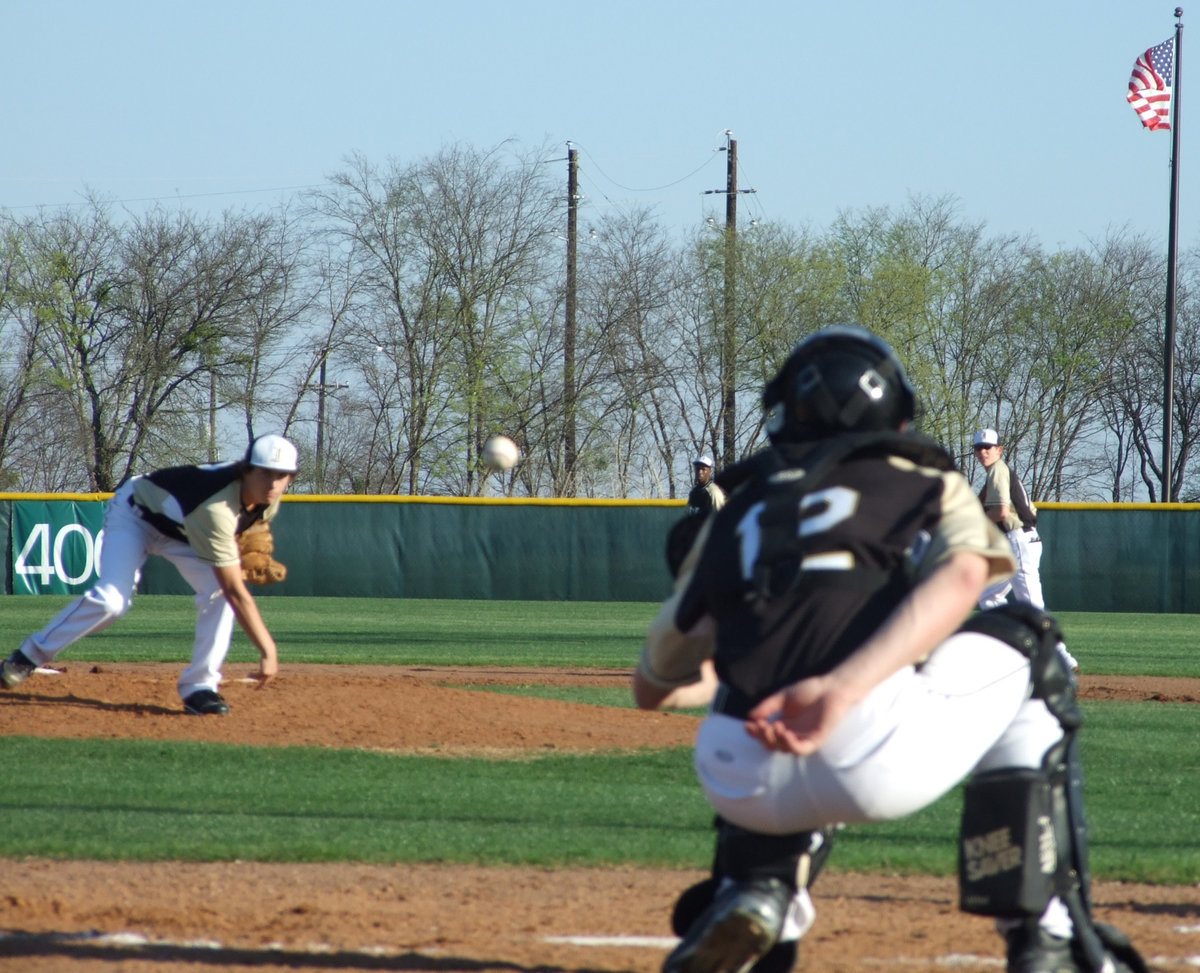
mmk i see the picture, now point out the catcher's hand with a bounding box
[238,524,287,585]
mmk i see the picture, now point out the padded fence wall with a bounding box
[1037,506,1200,614]
[0,496,683,603]
[4,496,1200,611]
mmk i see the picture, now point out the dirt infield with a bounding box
[2,663,1199,972]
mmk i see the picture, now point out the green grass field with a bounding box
[2,597,1198,883]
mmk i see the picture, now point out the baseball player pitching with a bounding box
[634,326,1143,973]
[1,434,298,715]
[974,427,1078,672]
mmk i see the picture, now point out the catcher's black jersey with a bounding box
[673,439,960,705]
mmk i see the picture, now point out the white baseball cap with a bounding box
[247,434,299,473]
[693,454,714,467]
[973,428,1000,448]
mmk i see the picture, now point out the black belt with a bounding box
[711,684,761,720]
[127,495,188,542]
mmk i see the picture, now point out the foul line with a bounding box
[4,929,1198,969]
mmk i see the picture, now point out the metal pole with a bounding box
[722,136,737,469]
[316,356,327,492]
[1163,8,1184,501]
[564,144,578,497]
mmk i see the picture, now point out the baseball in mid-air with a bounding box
[482,435,520,471]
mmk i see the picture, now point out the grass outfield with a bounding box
[1,597,1198,883]
[2,597,1191,672]
[0,595,660,667]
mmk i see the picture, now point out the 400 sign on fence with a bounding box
[11,500,105,594]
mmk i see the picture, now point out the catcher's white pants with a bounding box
[19,480,236,701]
[694,630,1074,939]
[980,529,1044,610]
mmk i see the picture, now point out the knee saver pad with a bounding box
[960,604,1080,731]
[958,766,1056,917]
[86,583,131,620]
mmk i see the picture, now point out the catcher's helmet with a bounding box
[762,324,916,444]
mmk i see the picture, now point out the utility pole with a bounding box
[208,370,219,462]
[314,351,349,493]
[704,132,755,469]
[564,143,579,497]
[722,137,738,469]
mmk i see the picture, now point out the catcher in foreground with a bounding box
[635,326,1146,973]
[1,434,297,716]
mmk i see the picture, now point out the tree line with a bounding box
[1,141,1196,501]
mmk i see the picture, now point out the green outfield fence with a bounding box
[2,495,1200,611]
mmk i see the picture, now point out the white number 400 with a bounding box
[15,523,103,587]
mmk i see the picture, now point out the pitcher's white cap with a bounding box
[247,434,299,473]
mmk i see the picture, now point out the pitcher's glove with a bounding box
[238,524,287,585]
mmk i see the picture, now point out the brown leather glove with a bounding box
[238,524,287,585]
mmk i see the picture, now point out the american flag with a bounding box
[1127,37,1174,131]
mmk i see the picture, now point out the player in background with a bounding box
[974,428,1078,672]
[688,455,727,515]
[635,326,1143,973]
[1,435,298,715]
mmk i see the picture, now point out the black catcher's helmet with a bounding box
[762,324,917,444]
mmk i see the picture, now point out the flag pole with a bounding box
[1163,7,1184,502]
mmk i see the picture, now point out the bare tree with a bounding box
[308,144,560,495]
[307,152,465,494]
[978,237,1154,500]
[565,207,678,497]
[406,142,560,494]
[208,204,323,470]
[3,201,125,489]
[0,219,48,489]
[1112,247,1200,501]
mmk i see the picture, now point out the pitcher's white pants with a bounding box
[980,529,1044,610]
[19,481,236,701]
[694,630,1074,939]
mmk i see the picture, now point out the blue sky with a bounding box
[2,1,1191,251]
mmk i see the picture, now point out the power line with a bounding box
[573,142,721,194]
[4,183,325,212]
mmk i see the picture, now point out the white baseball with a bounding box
[482,435,520,471]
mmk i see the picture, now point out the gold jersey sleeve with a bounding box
[915,462,1015,586]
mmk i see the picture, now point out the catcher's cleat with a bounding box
[0,649,37,690]
[183,689,231,716]
[1003,922,1079,973]
[663,877,789,973]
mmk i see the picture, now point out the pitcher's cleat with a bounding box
[183,689,231,715]
[0,650,37,690]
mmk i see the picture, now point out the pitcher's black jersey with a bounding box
[128,463,281,567]
[672,438,1009,705]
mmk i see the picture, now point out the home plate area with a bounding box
[3,927,1200,972]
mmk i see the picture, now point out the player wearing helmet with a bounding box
[634,326,1144,973]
